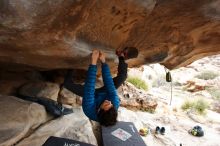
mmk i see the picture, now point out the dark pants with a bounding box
[63,57,128,97]
[16,94,65,117]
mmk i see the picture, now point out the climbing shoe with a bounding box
[50,102,73,117]
[59,104,74,115]
[160,127,166,135]
[36,97,73,117]
[189,126,204,137]
[116,47,138,60]
[155,126,160,134]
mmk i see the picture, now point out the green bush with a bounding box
[195,71,219,80]
[181,100,194,111]
[127,77,148,90]
[194,99,209,115]
[206,87,220,100]
[181,98,209,115]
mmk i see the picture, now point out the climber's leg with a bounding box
[16,94,73,117]
[63,69,84,97]
[112,56,128,89]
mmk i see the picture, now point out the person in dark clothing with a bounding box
[63,47,138,126]
[16,94,73,117]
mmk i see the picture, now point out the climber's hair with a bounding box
[97,106,118,126]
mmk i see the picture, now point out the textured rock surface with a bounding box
[118,82,158,112]
[0,95,51,146]
[16,108,97,146]
[212,100,220,113]
[0,70,43,95]
[19,82,60,101]
[59,87,82,105]
[0,95,96,146]
[0,0,219,71]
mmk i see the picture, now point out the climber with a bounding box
[63,47,138,126]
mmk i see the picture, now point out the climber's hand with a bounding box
[99,51,106,63]
[91,50,99,65]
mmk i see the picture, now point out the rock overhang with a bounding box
[0,0,219,71]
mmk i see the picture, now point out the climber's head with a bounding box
[97,100,117,126]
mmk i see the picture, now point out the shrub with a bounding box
[206,87,220,100]
[194,99,209,115]
[195,71,219,80]
[181,98,209,115]
[181,100,194,111]
[127,77,148,90]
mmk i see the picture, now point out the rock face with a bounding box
[19,82,60,101]
[16,108,97,146]
[118,82,158,112]
[0,95,52,146]
[0,95,97,146]
[0,0,219,71]
[59,87,82,105]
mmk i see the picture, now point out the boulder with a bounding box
[0,95,51,146]
[16,108,97,146]
[183,80,206,92]
[19,82,60,101]
[59,87,82,105]
[119,82,158,112]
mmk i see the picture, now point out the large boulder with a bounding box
[0,0,219,71]
[0,95,97,146]
[16,108,97,146]
[0,95,51,146]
